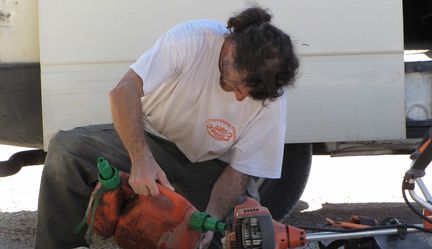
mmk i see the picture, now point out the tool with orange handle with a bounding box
[403,127,432,237]
[223,197,307,249]
[220,197,432,249]
[76,157,222,249]
[407,127,432,176]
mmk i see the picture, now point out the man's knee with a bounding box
[42,129,100,194]
[48,128,94,158]
[43,129,93,176]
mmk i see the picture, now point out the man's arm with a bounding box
[206,165,250,219]
[109,69,173,196]
[198,165,250,249]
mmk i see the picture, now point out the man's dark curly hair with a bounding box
[227,7,299,101]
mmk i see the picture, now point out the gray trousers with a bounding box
[35,124,257,249]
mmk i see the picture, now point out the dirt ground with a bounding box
[0,201,430,249]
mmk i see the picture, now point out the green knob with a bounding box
[189,212,226,233]
[97,157,121,190]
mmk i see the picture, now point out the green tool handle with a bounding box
[96,157,121,190]
[189,212,226,233]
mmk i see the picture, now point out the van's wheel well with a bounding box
[259,143,312,222]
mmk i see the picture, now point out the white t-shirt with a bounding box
[130,20,287,179]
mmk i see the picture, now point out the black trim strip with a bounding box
[0,63,43,148]
[405,61,432,73]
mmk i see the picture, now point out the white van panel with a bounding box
[39,0,403,64]
[287,53,405,143]
[0,0,39,63]
[39,0,405,148]
[41,63,129,143]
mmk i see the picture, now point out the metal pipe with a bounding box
[306,225,423,242]
[416,178,432,202]
[408,189,432,213]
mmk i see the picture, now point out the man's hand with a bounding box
[129,156,174,196]
[110,70,174,196]
[197,231,214,249]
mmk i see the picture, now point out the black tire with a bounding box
[259,143,312,221]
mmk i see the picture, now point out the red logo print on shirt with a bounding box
[206,119,237,142]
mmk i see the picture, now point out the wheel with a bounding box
[258,143,312,221]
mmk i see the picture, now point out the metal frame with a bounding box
[409,177,432,213]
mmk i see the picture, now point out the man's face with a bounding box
[219,41,250,102]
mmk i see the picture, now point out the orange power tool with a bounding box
[225,197,307,249]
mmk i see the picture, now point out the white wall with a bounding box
[39,0,406,148]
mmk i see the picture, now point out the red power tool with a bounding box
[79,157,307,249]
[225,197,306,249]
[79,158,432,249]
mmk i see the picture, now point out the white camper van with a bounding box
[1,0,431,219]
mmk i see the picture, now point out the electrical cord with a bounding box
[402,178,432,226]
